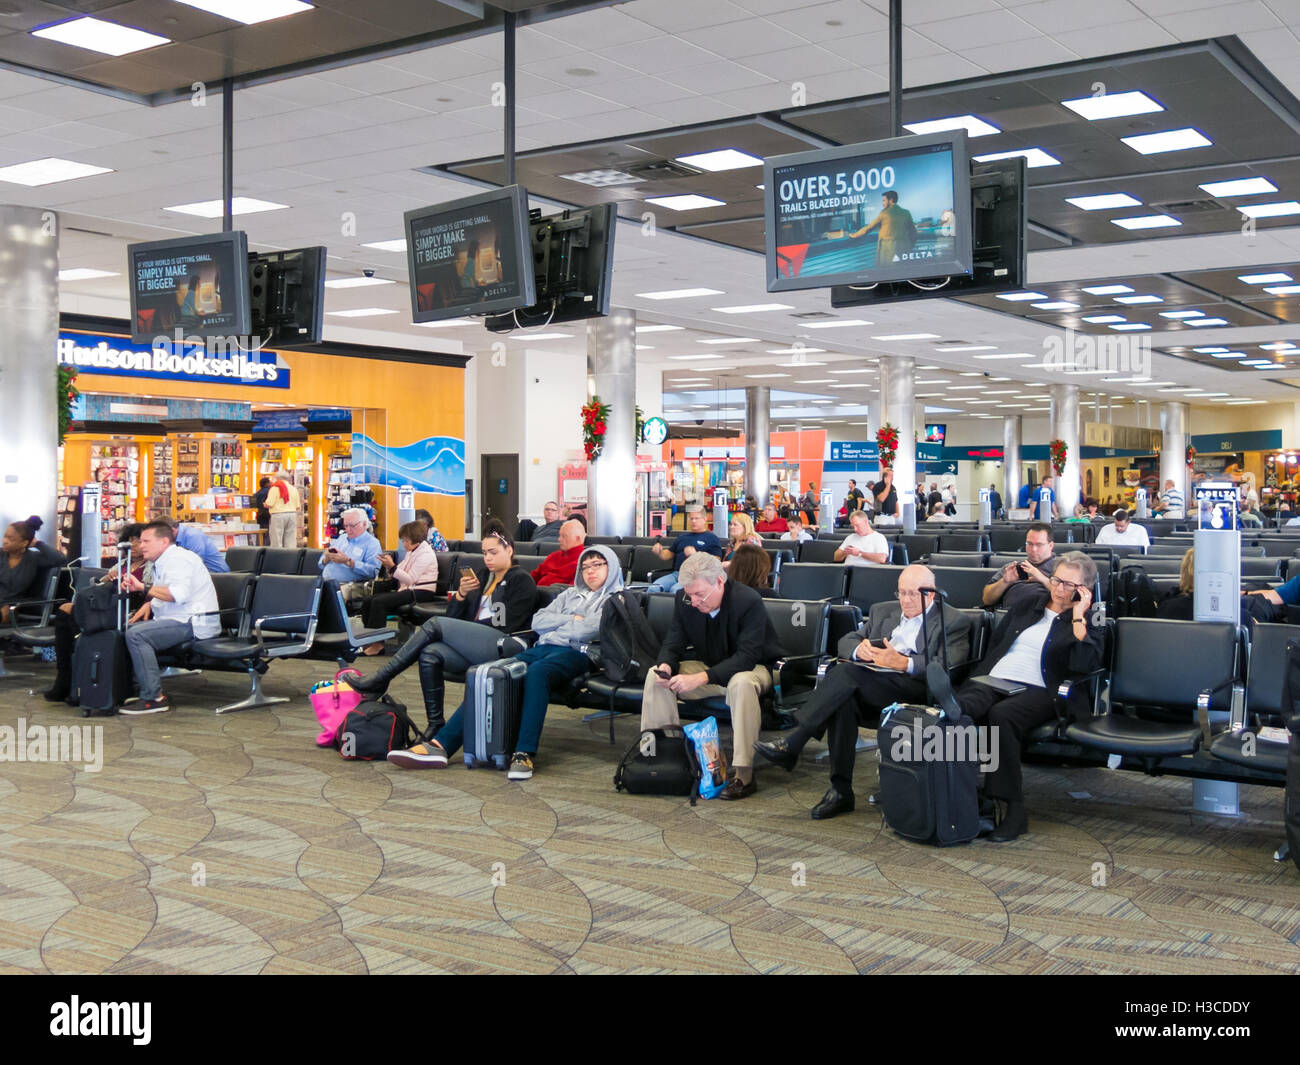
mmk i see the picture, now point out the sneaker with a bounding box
[507,752,534,780]
[386,741,448,769]
[119,695,172,716]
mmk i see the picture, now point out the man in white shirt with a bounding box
[834,510,890,567]
[120,521,220,715]
[780,516,814,543]
[1154,479,1184,519]
[1094,508,1150,547]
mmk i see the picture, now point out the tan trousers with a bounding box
[640,661,773,769]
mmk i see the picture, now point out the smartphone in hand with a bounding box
[653,667,672,680]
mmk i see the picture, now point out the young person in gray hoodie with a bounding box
[388,544,624,779]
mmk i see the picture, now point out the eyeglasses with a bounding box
[1049,576,1081,592]
[683,582,721,608]
[580,561,608,572]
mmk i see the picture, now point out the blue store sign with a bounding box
[58,330,291,389]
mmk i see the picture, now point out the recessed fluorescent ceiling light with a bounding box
[698,336,757,344]
[1066,193,1142,211]
[1032,301,1079,311]
[1264,285,1300,295]
[973,148,1060,168]
[744,373,790,379]
[1121,128,1211,154]
[873,332,940,340]
[1241,359,1272,366]
[964,400,1000,405]
[414,318,474,327]
[776,360,825,367]
[829,383,865,389]
[972,352,1034,359]
[713,304,793,314]
[1062,91,1163,121]
[1238,273,1292,284]
[827,368,874,374]
[636,324,683,333]
[173,0,313,24]
[58,268,117,281]
[1160,310,1204,318]
[1114,294,1163,304]
[996,291,1047,301]
[1199,177,1278,197]
[1110,323,1151,331]
[362,238,405,252]
[674,149,764,171]
[947,385,986,390]
[0,158,112,186]
[795,379,835,384]
[1261,342,1297,350]
[937,345,996,352]
[1208,352,1245,359]
[914,378,950,384]
[1226,399,1267,403]
[504,332,572,340]
[32,16,169,55]
[164,197,288,217]
[1111,214,1181,229]
[1081,284,1134,295]
[1241,202,1300,218]
[1187,317,1229,326]
[324,276,393,288]
[1081,315,1126,324]
[560,169,643,188]
[1193,346,1228,353]
[326,308,399,318]
[804,319,871,328]
[904,115,1000,137]
[638,288,724,300]
[765,347,825,354]
[667,353,725,360]
[645,194,725,211]
[1197,393,1230,397]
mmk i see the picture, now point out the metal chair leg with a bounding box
[214,665,290,714]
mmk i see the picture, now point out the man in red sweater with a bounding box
[531,520,588,586]
[755,503,787,534]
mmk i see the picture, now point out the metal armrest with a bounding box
[192,605,247,620]
[497,629,538,656]
[251,610,317,653]
[1055,666,1107,724]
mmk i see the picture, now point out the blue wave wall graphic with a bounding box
[352,433,466,496]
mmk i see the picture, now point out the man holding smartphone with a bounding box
[640,553,782,800]
[982,523,1058,611]
[754,564,971,819]
[318,507,382,600]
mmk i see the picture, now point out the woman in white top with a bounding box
[361,520,441,647]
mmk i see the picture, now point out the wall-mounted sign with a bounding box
[642,416,668,445]
[58,330,291,389]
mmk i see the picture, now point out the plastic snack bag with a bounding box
[683,717,729,800]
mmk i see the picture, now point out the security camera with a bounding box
[983,371,991,378]
[695,418,704,426]
[363,269,374,278]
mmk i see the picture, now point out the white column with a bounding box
[1160,402,1189,511]
[586,308,637,537]
[1050,383,1081,515]
[880,354,916,531]
[1003,415,1022,515]
[744,386,770,509]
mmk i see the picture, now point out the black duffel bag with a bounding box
[334,695,422,761]
[72,580,126,635]
[614,727,700,804]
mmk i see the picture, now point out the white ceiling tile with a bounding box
[960,37,1080,73]
[383,82,494,115]
[686,17,808,58]
[8,86,138,121]
[903,53,996,84]
[1014,0,1148,33]
[643,96,747,126]
[922,8,1043,47]
[763,0,889,40]
[820,27,951,63]
[1051,17,1177,55]
[802,67,890,101]
[590,75,698,108]
[518,54,640,87]
[736,44,858,83]
[665,61,777,95]
[235,75,366,109]
[1154,2,1283,36]
[598,34,724,75]
[382,44,506,81]
[313,62,433,95]
[1234,26,1300,59]
[620,0,757,33]
[518,89,624,120]
[528,6,664,50]
[1130,0,1231,15]
[508,116,591,145]
[908,0,1000,21]
[568,110,668,141]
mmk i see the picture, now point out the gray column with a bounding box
[1050,383,1081,515]
[880,354,916,531]
[0,206,59,540]
[1159,402,1189,511]
[587,308,637,537]
[1003,415,1022,516]
[744,386,770,509]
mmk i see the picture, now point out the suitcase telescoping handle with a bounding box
[117,539,133,631]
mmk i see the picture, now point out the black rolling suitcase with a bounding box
[875,588,980,846]
[71,544,133,717]
[463,658,527,769]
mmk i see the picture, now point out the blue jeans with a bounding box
[648,571,682,593]
[434,643,591,757]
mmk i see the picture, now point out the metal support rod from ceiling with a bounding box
[889,0,902,138]
[222,78,233,234]
[503,11,516,187]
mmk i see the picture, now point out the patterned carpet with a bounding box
[1,653,1298,975]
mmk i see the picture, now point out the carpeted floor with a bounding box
[1,652,1298,975]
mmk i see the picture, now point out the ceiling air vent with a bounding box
[790,311,837,319]
[1149,198,1226,215]
[626,160,704,180]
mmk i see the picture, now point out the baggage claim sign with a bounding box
[56,330,291,389]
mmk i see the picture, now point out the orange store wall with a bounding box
[65,332,467,540]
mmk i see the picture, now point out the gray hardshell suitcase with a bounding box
[463,658,528,770]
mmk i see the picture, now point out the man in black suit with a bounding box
[956,550,1105,842]
[754,564,972,819]
[641,552,783,800]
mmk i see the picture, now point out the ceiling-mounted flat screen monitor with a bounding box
[924,423,946,444]
[128,230,251,342]
[404,184,536,324]
[484,203,616,332]
[764,130,973,292]
[248,246,326,348]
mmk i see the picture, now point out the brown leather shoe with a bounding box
[718,775,757,801]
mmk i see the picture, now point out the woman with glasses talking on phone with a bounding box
[953,551,1105,842]
[347,529,537,738]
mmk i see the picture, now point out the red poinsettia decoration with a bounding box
[1049,438,1068,476]
[876,422,900,468]
[1186,445,1196,467]
[582,396,611,462]
[58,365,79,446]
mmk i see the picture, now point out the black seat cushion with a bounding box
[1209,730,1289,773]
[189,635,304,660]
[1065,714,1201,757]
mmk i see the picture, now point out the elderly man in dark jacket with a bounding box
[755,563,972,819]
[641,551,783,801]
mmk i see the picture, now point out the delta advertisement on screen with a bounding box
[764,131,972,292]
[128,231,250,342]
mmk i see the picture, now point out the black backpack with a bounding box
[597,590,662,685]
[614,727,700,804]
[334,695,422,761]
[73,580,127,635]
